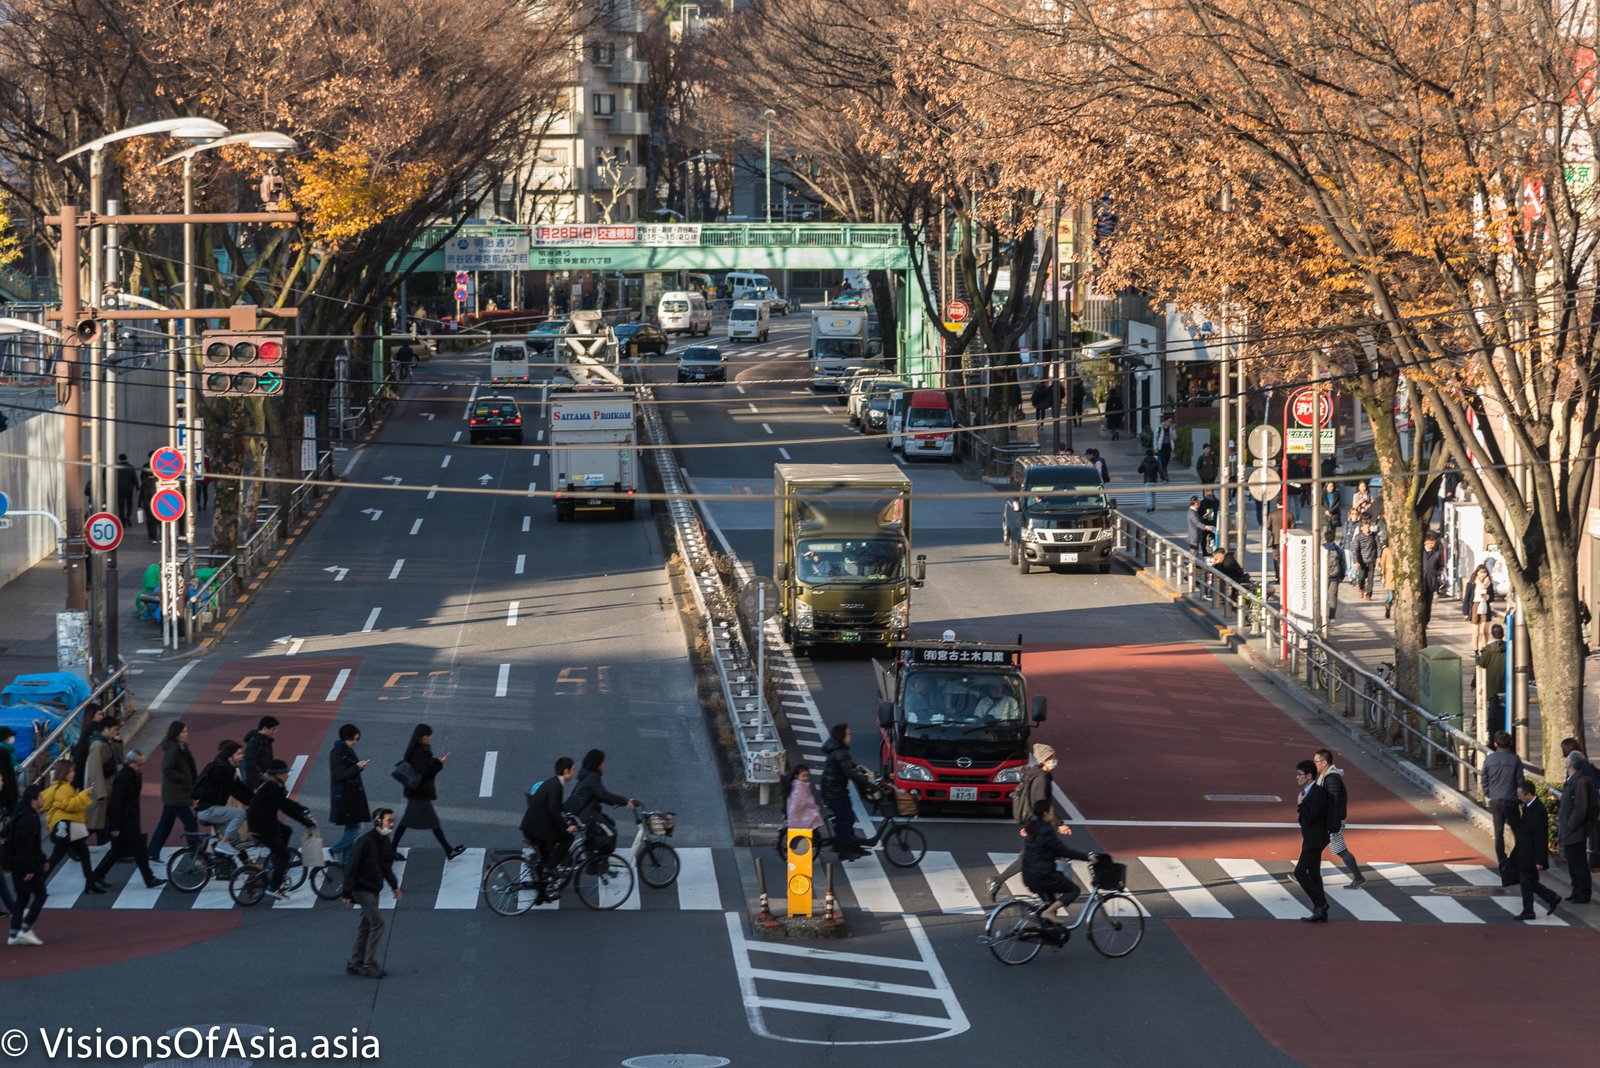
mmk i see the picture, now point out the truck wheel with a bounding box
[1019,556,1031,575]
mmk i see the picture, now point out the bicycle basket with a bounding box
[644,812,675,837]
[585,816,618,856]
[892,789,919,818]
[1091,858,1126,892]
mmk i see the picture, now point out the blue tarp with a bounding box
[1,672,91,766]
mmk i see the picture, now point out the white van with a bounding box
[726,300,771,342]
[724,271,772,300]
[657,291,712,336]
[489,341,530,384]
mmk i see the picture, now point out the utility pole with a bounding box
[58,206,88,618]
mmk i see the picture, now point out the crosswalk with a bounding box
[36,847,1578,927]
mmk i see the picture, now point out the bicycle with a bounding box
[481,821,635,915]
[774,776,926,868]
[979,856,1144,965]
[630,809,680,889]
[169,826,343,904]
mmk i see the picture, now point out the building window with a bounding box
[592,41,615,65]
[593,93,616,116]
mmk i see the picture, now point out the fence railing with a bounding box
[1113,512,1495,798]
[17,666,131,788]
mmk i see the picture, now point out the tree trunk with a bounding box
[1525,555,1589,773]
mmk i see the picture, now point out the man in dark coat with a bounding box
[6,785,49,945]
[1510,779,1560,919]
[1069,379,1087,426]
[1351,519,1382,599]
[115,453,138,525]
[246,759,315,899]
[90,750,165,889]
[340,808,401,979]
[241,716,279,792]
[989,744,1058,902]
[521,756,575,892]
[0,726,18,814]
[1314,748,1365,888]
[1186,496,1215,556]
[1155,416,1175,480]
[1030,378,1063,428]
[820,724,872,860]
[1557,751,1596,904]
[137,457,158,542]
[328,724,372,865]
[1293,759,1332,922]
[1419,533,1445,635]
[1194,443,1219,489]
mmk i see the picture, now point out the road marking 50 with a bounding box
[221,674,312,704]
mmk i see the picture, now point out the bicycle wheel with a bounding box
[483,856,537,917]
[638,842,680,889]
[228,865,268,907]
[881,824,926,868]
[281,847,308,892]
[573,853,634,911]
[310,862,346,901]
[1087,893,1145,958]
[985,900,1042,966]
[166,848,210,893]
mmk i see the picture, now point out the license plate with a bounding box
[488,419,502,426]
[839,632,862,643]
[950,786,978,801]
[1060,552,1078,562]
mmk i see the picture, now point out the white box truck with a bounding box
[809,309,872,391]
[549,391,639,521]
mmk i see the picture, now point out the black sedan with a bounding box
[615,322,670,358]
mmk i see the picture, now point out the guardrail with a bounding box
[638,384,782,796]
[1113,511,1497,797]
[17,665,131,788]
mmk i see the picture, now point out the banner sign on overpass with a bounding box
[444,232,529,270]
[531,224,702,247]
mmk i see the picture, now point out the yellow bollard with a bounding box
[786,827,814,918]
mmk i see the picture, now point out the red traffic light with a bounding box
[258,340,283,363]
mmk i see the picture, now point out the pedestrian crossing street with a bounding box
[36,846,1577,927]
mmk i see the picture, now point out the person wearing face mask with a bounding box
[339,808,403,979]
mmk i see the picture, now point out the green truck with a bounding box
[773,463,924,653]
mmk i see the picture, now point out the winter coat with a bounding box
[1352,530,1382,565]
[328,740,371,826]
[193,758,252,809]
[1195,452,1219,485]
[103,764,146,837]
[159,738,198,806]
[1137,454,1162,483]
[1318,766,1350,826]
[1421,546,1445,595]
[521,776,568,844]
[0,742,16,813]
[41,781,92,831]
[1186,506,1211,549]
[1011,765,1054,825]
[787,778,824,831]
[84,733,118,830]
[241,729,275,791]
[339,828,399,897]
[819,736,862,801]
[1558,773,1598,848]
[246,777,313,837]
[1462,577,1497,620]
[5,802,46,879]
[563,766,628,822]
[399,742,443,802]
[1021,817,1089,885]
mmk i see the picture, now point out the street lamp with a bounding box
[763,109,776,224]
[681,152,721,221]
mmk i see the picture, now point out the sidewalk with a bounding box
[1022,407,1600,749]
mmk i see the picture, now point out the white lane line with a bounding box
[1320,862,1400,921]
[326,668,351,702]
[427,485,439,500]
[136,648,162,655]
[748,402,759,413]
[440,454,451,469]
[496,664,510,697]
[778,448,791,460]
[736,385,747,395]
[148,661,199,712]
[507,601,520,626]
[435,849,486,909]
[1214,858,1306,919]
[1445,864,1500,887]
[479,752,498,798]
[284,755,308,795]
[282,638,304,657]
[1413,895,1484,924]
[1052,783,1087,825]
[1139,856,1231,919]
[527,481,537,496]
[919,851,984,914]
[761,423,773,434]
[838,850,898,913]
[522,516,531,532]
[515,554,526,575]
[410,518,423,535]
[341,449,363,476]
[536,430,545,442]
[361,608,382,633]
[389,559,405,580]
[533,454,542,467]
[452,431,461,443]
[675,848,721,910]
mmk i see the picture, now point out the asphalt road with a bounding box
[3,311,1590,1067]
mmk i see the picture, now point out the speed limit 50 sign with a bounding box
[85,511,124,553]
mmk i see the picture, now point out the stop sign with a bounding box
[1289,388,1333,428]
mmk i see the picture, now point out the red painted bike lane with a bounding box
[1,656,362,983]
[1025,642,1597,1067]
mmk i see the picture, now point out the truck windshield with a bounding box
[901,672,1026,734]
[797,538,904,583]
[816,338,864,359]
[1025,484,1107,511]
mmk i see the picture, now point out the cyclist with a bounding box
[246,759,316,902]
[562,749,638,855]
[192,740,253,856]
[521,756,576,902]
[1022,799,1097,929]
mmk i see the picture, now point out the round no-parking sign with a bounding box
[151,488,186,524]
[84,511,123,552]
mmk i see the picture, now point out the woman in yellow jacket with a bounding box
[42,759,105,893]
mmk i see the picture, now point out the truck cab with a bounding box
[1002,454,1116,574]
[875,640,1047,807]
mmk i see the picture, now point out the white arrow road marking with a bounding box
[362,607,382,633]
[478,474,494,485]
[422,412,435,421]
[496,663,510,697]
[382,475,402,484]
[323,566,349,582]
[389,559,405,580]
[361,508,382,521]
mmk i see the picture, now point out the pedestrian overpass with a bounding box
[394,222,936,381]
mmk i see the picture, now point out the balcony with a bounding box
[608,59,647,85]
[612,110,649,136]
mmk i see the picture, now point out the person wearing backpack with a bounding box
[1321,531,1346,627]
[987,744,1058,902]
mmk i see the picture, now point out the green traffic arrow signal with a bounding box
[259,370,283,395]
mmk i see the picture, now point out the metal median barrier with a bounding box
[17,665,132,788]
[1113,511,1493,799]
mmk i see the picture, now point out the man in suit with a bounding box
[1293,759,1332,923]
[90,750,165,889]
[1510,779,1561,919]
[520,756,575,902]
[1557,751,1596,904]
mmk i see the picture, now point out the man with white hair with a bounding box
[1558,749,1596,904]
[90,748,165,889]
[988,744,1059,902]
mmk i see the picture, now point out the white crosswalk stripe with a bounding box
[1320,862,1400,922]
[435,848,486,909]
[919,851,984,914]
[675,848,722,910]
[1214,858,1311,920]
[1140,856,1230,919]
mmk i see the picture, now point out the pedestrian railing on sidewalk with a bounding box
[17,665,131,788]
[1113,511,1494,798]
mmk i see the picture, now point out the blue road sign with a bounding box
[152,447,185,480]
[151,488,186,523]
[0,490,8,518]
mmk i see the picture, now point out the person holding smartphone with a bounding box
[392,724,465,860]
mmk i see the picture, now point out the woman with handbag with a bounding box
[42,759,104,893]
[391,724,464,860]
[84,718,121,845]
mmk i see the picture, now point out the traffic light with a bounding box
[200,330,286,397]
[786,827,814,918]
